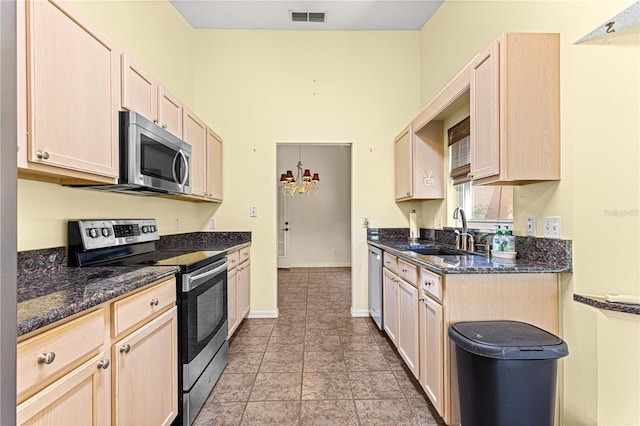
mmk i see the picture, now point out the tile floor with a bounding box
[194,267,445,425]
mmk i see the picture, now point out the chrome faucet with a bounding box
[453,207,467,233]
[453,207,474,251]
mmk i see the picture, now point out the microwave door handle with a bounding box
[171,151,180,184]
[178,150,189,186]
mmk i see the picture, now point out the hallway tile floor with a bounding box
[194,267,445,425]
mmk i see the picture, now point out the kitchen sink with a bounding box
[407,247,483,257]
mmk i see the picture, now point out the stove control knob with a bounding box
[142,226,149,233]
[101,228,110,237]
[150,225,156,233]
[89,228,98,238]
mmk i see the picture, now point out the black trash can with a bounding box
[448,320,568,426]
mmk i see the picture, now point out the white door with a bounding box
[277,189,291,268]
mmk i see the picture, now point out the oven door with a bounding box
[180,258,228,390]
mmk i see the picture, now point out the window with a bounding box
[457,183,513,230]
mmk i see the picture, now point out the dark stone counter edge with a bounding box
[573,294,640,316]
[369,241,571,275]
[17,267,179,338]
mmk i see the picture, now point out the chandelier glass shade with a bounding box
[279,147,319,197]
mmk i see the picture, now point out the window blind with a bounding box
[448,116,471,185]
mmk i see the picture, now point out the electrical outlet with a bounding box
[526,217,536,236]
[250,205,258,218]
[543,216,562,238]
[174,218,180,231]
[209,218,216,229]
[436,217,443,229]
[432,217,437,228]
[362,217,369,228]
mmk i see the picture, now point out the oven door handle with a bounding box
[184,261,228,292]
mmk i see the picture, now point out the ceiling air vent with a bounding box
[290,11,326,23]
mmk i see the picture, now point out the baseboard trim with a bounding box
[247,310,279,319]
[350,308,370,318]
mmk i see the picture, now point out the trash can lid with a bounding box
[448,321,569,360]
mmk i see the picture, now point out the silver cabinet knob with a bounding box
[150,298,159,306]
[119,344,131,354]
[97,359,110,369]
[162,124,168,129]
[153,119,158,124]
[37,352,56,365]
[36,150,50,160]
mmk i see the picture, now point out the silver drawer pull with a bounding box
[150,298,159,306]
[119,344,131,354]
[37,352,55,365]
[97,359,110,370]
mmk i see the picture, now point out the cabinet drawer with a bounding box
[420,269,442,301]
[239,246,250,263]
[112,277,176,337]
[227,250,240,270]
[398,258,418,286]
[383,252,398,274]
[17,308,104,399]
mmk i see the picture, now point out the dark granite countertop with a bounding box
[573,294,640,315]
[368,238,571,275]
[18,231,252,338]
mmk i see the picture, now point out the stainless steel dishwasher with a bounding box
[368,245,383,330]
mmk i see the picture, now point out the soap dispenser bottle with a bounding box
[503,226,516,252]
[492,226,503,252]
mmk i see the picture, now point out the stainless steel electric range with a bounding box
[67,219,228,426]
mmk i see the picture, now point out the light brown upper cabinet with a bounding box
[394,122,444,201]
[18,0,120,183]
[182,108,207,197]
[470,33,560,185]
[121,54,183,139]
[206,127,224,201]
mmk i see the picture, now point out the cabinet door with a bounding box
[397,279,419,378]
[394,126,412,200]
[121,53,157,121]
[206,127,223,201]
[183,108,207,197]
[470,40,500,181]
[113,307,178,426]
[421,297,443,415]
[17,353,110,426]
[157,86,183,138]
[238,261,250,321]
[382,270,398,346]
[227,268,239,338]
[27,0,119,177]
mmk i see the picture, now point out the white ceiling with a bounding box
[169,0,444,31]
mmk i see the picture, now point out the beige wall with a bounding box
[417,1,639,424]
[192,29,422,314]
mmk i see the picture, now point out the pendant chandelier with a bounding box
[279,146,320,197]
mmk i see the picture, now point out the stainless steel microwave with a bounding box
[83,111,192,195]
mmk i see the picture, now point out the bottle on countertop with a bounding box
[492,226,504,252]
[503,225,516,252]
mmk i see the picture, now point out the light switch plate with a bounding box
[250,205,258,218]
[526,217,536,236]
[543,216,561,238]
[209,218,216,229]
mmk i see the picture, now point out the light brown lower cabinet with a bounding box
[113,307,178,426]
[419,294,444,415]
[383,266,420,378]
[17,352,110,425]
[227,245,251,338]
[16,276,178,426]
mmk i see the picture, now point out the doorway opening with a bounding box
[276,143,352,309]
